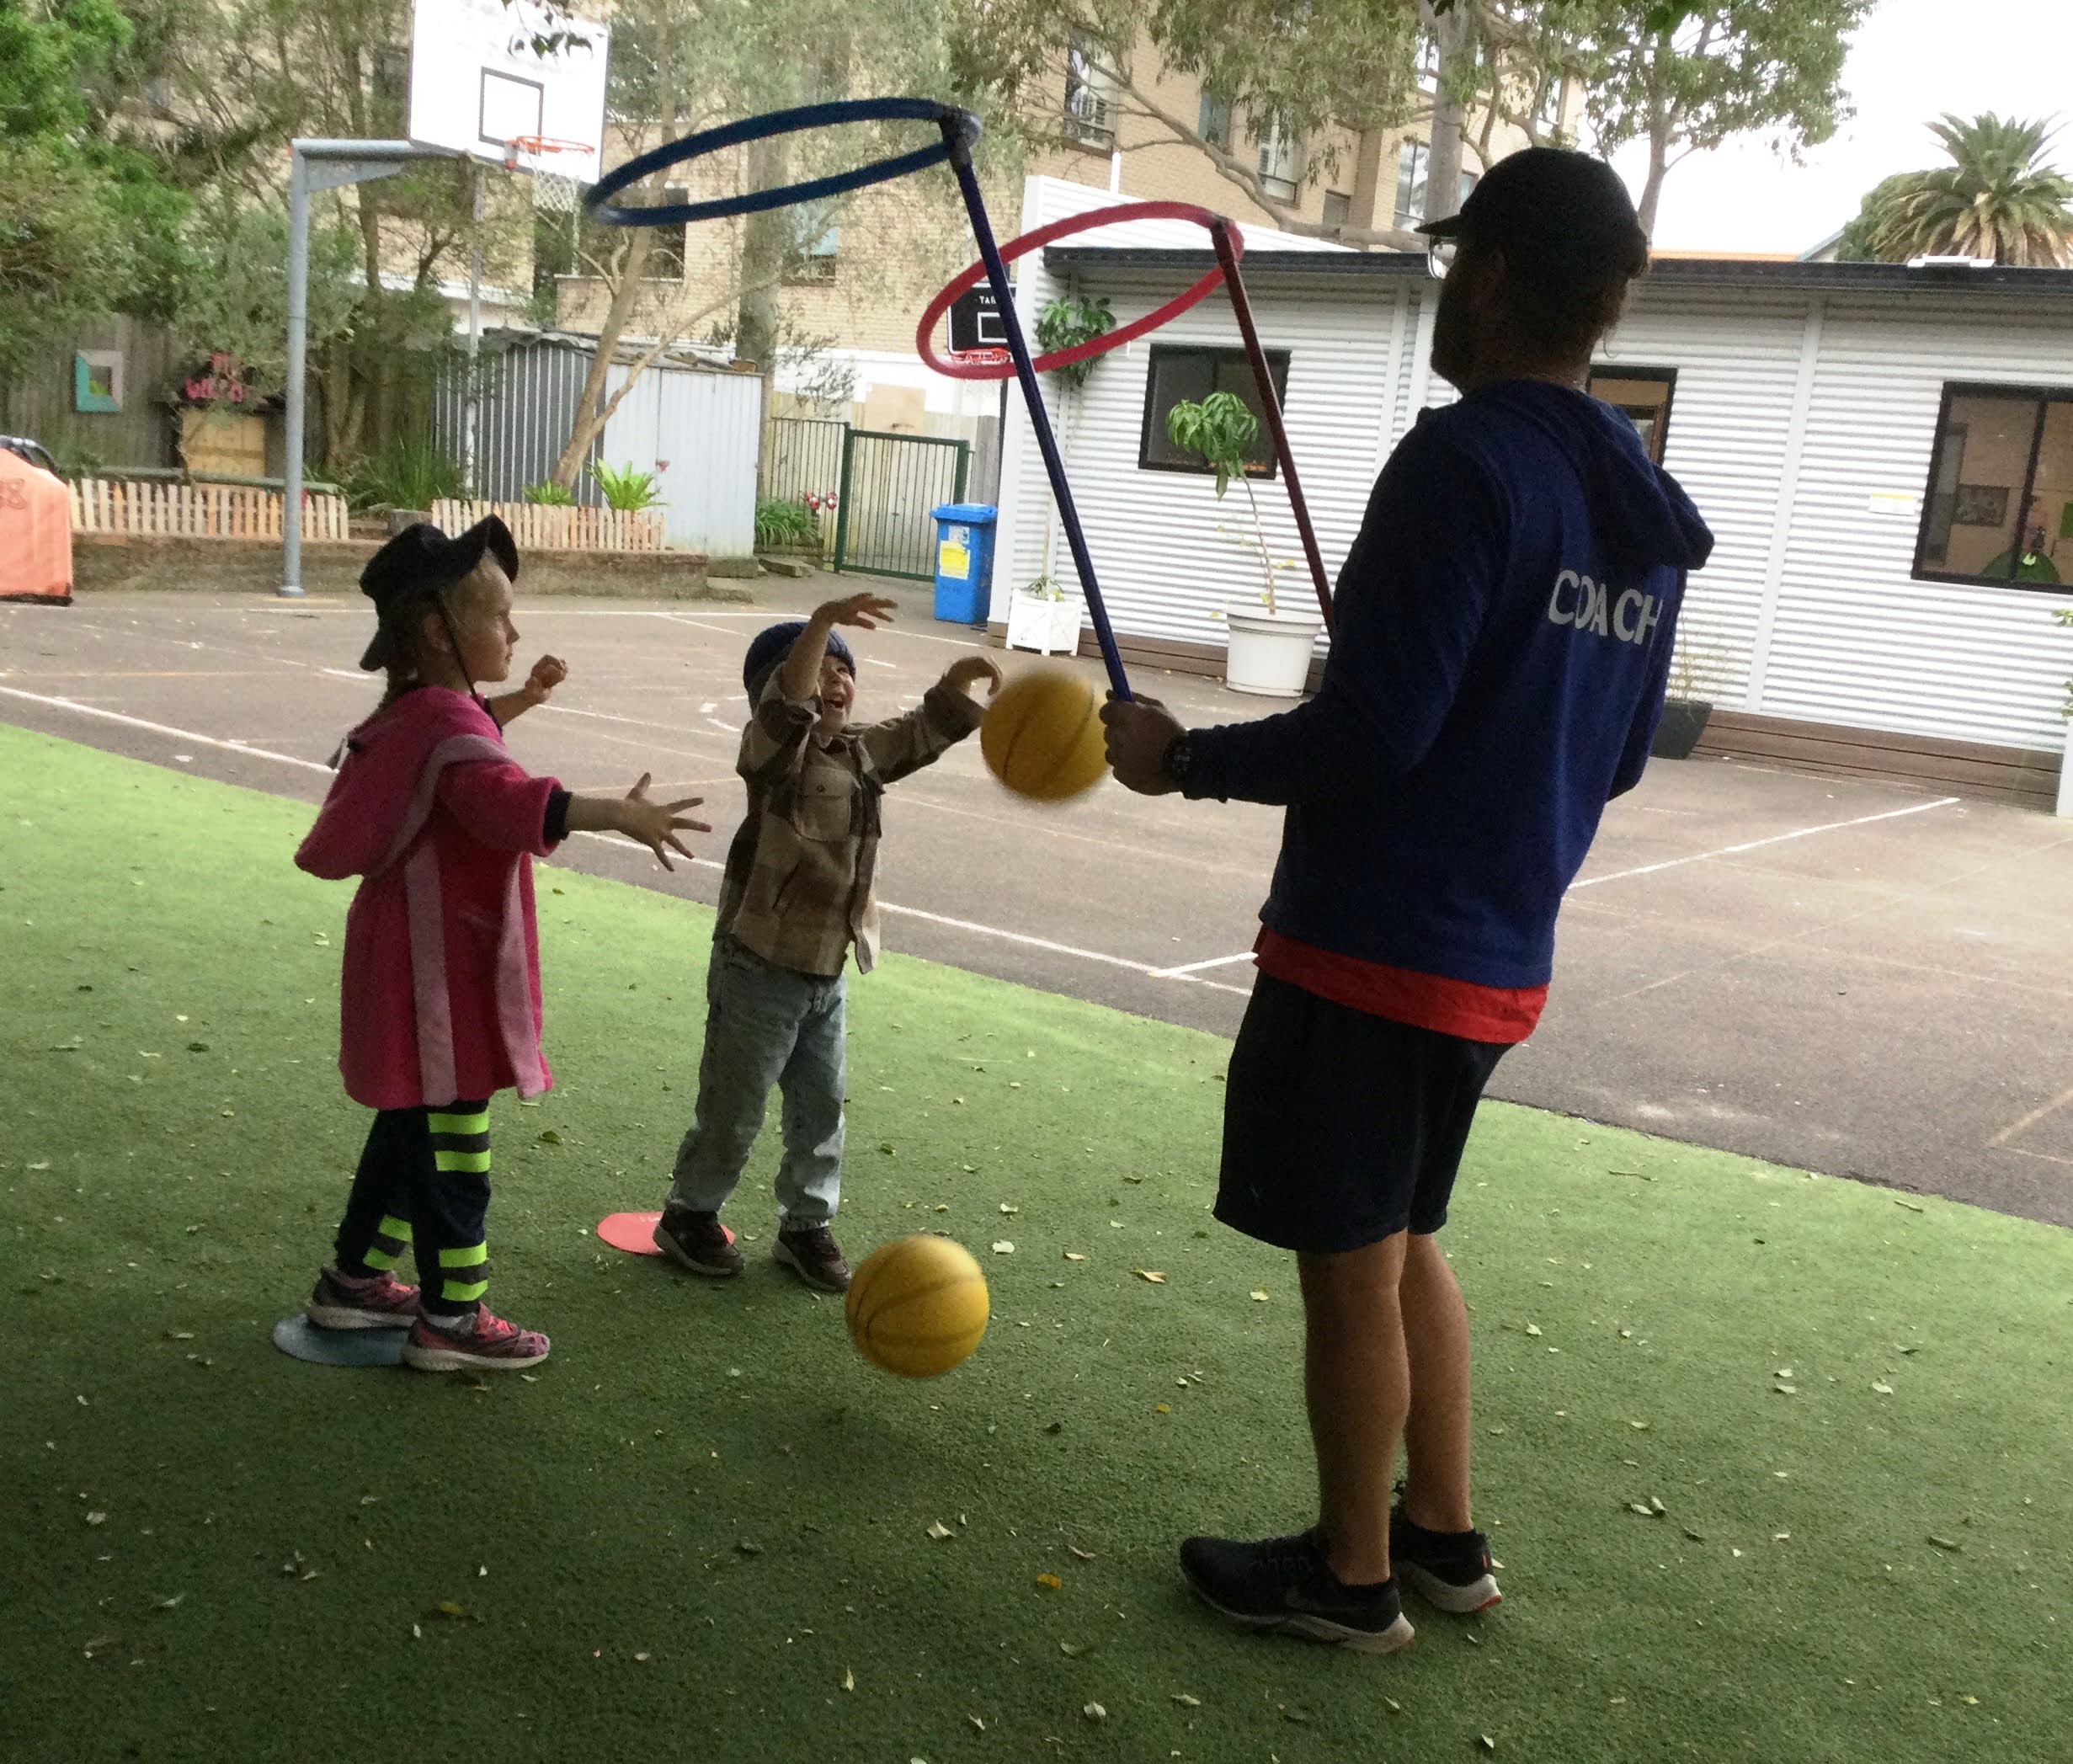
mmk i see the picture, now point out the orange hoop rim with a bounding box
[504,135,592,170]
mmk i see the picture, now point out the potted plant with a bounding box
[1005,573,1084,655]
[1165,390,1321,697]
[1650,632,1721,760]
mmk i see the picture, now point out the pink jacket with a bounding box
[296,688,562,1111]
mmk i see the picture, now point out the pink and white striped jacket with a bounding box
[296,687,562,1111]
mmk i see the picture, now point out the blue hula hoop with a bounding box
[586,97,976,229]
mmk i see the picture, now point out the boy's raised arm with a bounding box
[780,594,895,702]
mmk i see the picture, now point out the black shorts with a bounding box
[1215,972,1511,1254]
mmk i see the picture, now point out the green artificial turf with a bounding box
[3,722,2071,1764]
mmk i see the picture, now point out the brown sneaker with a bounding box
[774,1224,850,1294]
[653,1209,743,1276]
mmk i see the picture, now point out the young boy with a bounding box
[655,592,1000,1292]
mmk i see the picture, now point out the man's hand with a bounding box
[942,654,1003,701]
[1100,695,1186,796]
[818,591,898,632]
[520,654,568,708]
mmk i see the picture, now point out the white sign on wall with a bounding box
[408,0,610,185]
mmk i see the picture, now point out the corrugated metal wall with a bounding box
[434,337,761,555]
[600,362,759,557]
[434,338,602,504]
[999,242,2073,755]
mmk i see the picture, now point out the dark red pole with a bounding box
[1208,219,1333,634]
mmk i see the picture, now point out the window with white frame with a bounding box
[1063,35,1116,147]
[1916,384,2073,589]
[1257,114,1303,200]
[1394,141,1476,228]
[785,201,839,284]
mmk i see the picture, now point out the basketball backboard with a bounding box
[408,0,610,185]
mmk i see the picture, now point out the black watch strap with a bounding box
[1164,732,1196,789]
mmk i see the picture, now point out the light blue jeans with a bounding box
[667,935,846,1228]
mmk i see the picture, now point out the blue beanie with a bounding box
[742,621,856,701]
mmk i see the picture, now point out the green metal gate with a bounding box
[831,429,970,580]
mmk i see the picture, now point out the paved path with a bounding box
[6,586,2071,1228]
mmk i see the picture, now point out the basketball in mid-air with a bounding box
[845,1234,990,1378]
[980,667,1107,802]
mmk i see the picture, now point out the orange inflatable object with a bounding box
[0,449,73,603]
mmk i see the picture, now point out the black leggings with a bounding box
[333,1102,493,1313]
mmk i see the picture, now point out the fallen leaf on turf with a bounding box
[1683,1527,1706,1542]
[1036,1573,1062,1590]
[1250,1288,1270,1302]
[1044,1420,1063,1434]
[1628,1503,1655,1517]
[1154,1403,1171,1414]
[837,1665,855,1692]
[1872,1382,1894,1395]
[1059,1640,1086,1656]
[1173,1692,1201,1707]
[1525,1324,1543,1337]
[1629,1420,1649,1431]
[735,1541,764,1556]
[1897,1344,1921,1355]
[536,1130,561,1146]
[152,1593,185,1609]
[1083,1703,1106,1721]
[438,1601,463,1617]
[926,1522,954,1540]
[992,1241,1014,1255]
[1134,1269,1166,1283]
[1649,1497,1667,1515]
[1384,1697,1402,1713]
[634,1651,650,1663]
[1063,1252,1085,1262]
[85,1512,106,1527]
[1480,1738,1497,1752]
[999,1204,1018,1215]
[1068,1546,1095,1562]
[1928,1535,1963,1552]
[165,1330,193,1341]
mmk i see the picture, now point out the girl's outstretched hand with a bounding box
[618,773,710,871]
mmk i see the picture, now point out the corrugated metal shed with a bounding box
[999,221,2073,759]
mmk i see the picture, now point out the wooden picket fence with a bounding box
[69,477,349,542]
[429,498,667,554]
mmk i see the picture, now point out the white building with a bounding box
[993,190,2073,809]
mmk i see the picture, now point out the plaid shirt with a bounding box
[715,675,985,976]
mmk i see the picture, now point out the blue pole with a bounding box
[939,120,1132,701]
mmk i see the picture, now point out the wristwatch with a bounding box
[1162,731,1196,791]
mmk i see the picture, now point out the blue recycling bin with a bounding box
[930,502,997,625]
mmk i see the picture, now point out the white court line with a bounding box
[1989,1080,2073,1149]
[1568,795,1962,890]
[1,686,1241,996]
[1155,792,1968,978]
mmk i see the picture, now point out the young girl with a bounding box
[296,516,706,1372]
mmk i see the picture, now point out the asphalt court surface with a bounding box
[6,589,2072,1228]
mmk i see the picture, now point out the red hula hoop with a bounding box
[916,201,1243,380]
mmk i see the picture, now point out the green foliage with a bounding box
[1843,115,2073,268]
[754,497,818,547]
[591,461,665,513]
[524,480,578,506]
[1032,295,1116,390]
[344,435,466,513]
[174,196,358,395]
[1164,391,1259,498]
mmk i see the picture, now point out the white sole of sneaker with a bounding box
[305,1303,416,1330]
[1186,1584,1416,1655]
[401,1342,551,1373]
[652,1227,742,1278]
[1398,1561,1502,1613]
[771,1238,848,1294]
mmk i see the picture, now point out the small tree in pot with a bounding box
[1652,633,1723,759]
[1165,391,1282,615]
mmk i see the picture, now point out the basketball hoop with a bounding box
[947,347,1011,370]
[506,135,589,213]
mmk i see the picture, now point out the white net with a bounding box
[508,140,586,214]
[531,168,582,214]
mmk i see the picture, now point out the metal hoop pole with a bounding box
[1210,220,1333,633]
[939,120,1132,701]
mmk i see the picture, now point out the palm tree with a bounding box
[1836,114,2073,267]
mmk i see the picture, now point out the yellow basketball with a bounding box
[845,1234,990,1378]
[980,666,1107,802]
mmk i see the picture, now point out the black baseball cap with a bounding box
[1418,147,1648,260]
[357,516,520,670]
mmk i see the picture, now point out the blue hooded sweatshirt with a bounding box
[1186,378,1714,991]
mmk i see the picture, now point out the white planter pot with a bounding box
[2059,715,2073,818]
[1224,609,1323,698]
[1006,590,1084,657]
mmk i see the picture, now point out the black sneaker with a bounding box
[774,1224,851,1294]
[1178,1529,1415,1655]
[1389,1509,1502,1612]
[653,1208,743,1276]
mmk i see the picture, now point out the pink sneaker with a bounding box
[400,1306,551,1373]
[306,1265,419,1330]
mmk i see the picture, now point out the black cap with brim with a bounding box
[1415,147,1645,258]
[357,515,520,671]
